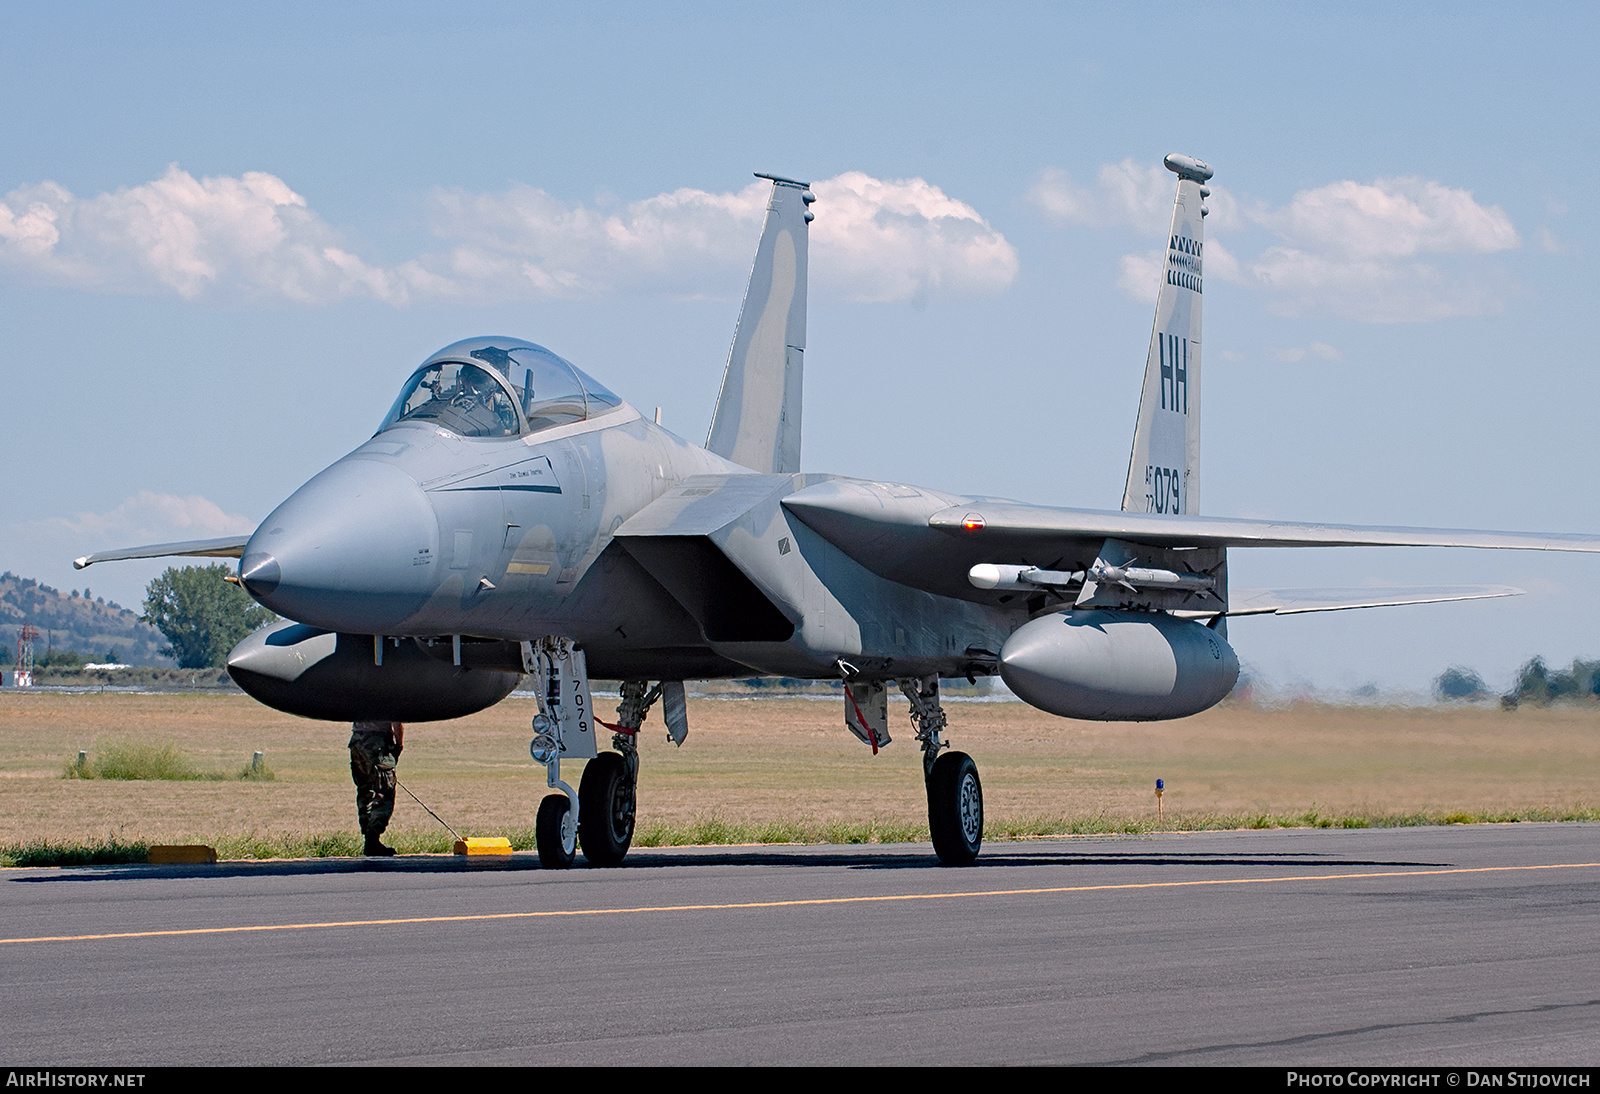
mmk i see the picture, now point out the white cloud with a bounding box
[0,492,258,613]
[1036,161,1521,322]
[0,166,405,303]
[810,171,1017,302]
[1270,342,1342,363]
[0,167,1017,306]
[1029,159,1241,234]
[42,491,256,545]
[1245,177,1519,321]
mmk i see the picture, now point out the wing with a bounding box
[780,479,1600,606]
[73,535,252,570]
[1200,584,1524,617]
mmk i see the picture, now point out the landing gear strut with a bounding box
[578,680,656,866]
[525,638,596,869]
[901,676,982,865]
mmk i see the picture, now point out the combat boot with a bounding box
[364,834,396,857]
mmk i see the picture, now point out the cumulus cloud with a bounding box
[1029,159,1240,233]
[1247,177,1519,321]
[0,166,402,303]
[811,171,1018,302]
[43,491,256,545]
[1032,160,1520,323]
[0,492,258,612]
[0,167,1016,306]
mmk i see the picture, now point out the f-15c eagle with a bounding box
[76,157,1600,866]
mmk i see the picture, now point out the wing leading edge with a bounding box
[73,535,251,570]
[926,503,1600,553]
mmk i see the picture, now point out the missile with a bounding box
[968,564,1085,591]
[1088,562,1216,592]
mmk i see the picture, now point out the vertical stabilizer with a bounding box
[1121,153,1212,515]
[706,174,815,474]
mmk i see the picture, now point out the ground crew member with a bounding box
[349,720,404,856]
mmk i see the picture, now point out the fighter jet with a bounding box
[76,158,1600,867]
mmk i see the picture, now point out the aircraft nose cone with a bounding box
[242,458,441,632]
[238,552,280,598]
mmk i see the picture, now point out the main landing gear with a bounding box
[901,676,983,866]
[578,680,657,867]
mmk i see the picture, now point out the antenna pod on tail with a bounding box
[706,174,816,475]
[1121,154,1212,516]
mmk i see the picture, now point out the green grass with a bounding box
[6,806,1599,868]
[65,740,201,781]
[62,741,276,782]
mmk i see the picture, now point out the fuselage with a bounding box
[237,337,1023,685]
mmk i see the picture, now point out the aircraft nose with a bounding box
[238,552,280,599]
[241,458,441,632]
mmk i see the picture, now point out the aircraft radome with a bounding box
[76,157,1600,867]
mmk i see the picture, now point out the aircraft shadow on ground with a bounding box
[11,846,1448,882]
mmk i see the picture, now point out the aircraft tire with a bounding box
[536,793,576,869]
[578,751,635,867]
[927,751,983,866]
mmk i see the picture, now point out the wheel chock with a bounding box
[454,837,514,856]
[148,845,218,865]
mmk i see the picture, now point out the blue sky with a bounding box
[2,2,1596,691]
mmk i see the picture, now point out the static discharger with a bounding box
[148,845,218,865]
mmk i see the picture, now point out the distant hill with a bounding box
[0,572,174,667]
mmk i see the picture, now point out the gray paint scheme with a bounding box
[71,163,1600,730]
[705,175,812,476]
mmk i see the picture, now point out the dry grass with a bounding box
[1,691,1597,861]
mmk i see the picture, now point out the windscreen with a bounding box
[380,362,521,438]
[379,339,626,439]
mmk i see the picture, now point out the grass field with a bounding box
[1,691,1598,863]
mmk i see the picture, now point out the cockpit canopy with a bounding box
[379,337,622,439]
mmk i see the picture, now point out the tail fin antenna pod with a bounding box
[706,173,814,475]
[1121,153,1212,516]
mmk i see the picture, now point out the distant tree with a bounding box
[142,565,276,669]
[1505,657,1552,707]
[1434,666,1488,702]
[37,648,88,671]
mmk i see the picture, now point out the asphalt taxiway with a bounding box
[3,824,1598,1065]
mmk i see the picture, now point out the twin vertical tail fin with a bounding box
[1121,153,1212,516]
[706,174,815,475]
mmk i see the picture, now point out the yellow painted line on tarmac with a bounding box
[4,861,1597,946]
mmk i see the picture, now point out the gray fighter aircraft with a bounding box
[76,157,1600,867]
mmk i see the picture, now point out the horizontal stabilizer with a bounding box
[1210,585,1524,617]
[74,535,252,570]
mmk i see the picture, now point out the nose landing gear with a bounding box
[524,638,596,869]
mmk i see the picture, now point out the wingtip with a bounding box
[72,556,90,570]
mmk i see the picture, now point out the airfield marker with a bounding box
[1156,778,1164,820]
[6,862,1599,946]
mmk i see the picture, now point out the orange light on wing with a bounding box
[961,513,986,531]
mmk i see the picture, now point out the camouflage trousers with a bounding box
[349,729,403,837]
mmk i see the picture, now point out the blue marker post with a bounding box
[1155,778,1164,822]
